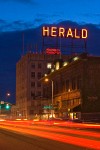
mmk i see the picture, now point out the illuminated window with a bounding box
[63,61,68,66]
[73,56,79,61]
[47,63,52,69]
[55,62,60,70]
[51,69,54,72]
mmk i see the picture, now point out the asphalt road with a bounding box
[0,128,87,150]
[0,122,100,150]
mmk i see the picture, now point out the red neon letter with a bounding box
[75,29,80,38]
[42,26,49,36]
[59,27,65,37]
[51,27,57,37]
[82,29,88,38]
[67,28,73,38]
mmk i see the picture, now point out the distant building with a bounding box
[11,104,19,120]
[41,53,100,120]
[16,52,68,119]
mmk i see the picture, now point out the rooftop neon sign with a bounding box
[42,26,88,39]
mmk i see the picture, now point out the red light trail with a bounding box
[0,121,100,149]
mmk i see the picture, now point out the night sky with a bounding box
[0,0,100,103]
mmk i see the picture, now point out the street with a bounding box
[0,121,100,150]
[0,128,86,150]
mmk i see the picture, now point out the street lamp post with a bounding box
[51,80,54,118]
[45,78,54,118]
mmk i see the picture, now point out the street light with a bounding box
[45,78,54,118]
[6,93,11,97]
[6,92,11,102]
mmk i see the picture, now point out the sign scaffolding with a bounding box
[42,26,88,55]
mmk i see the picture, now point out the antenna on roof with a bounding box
[60,37,62,59]
[35,44,38,54]
[22,32,25,56]
[37,44,38,54]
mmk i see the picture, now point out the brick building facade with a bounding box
[16,52,68,119]
[42,53,100,120]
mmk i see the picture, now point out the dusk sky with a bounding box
[0,0,100,103]
[0,0,100,31]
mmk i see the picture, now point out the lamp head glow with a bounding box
[45,78,49,82]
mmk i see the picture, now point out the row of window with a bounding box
[55,76,81,94]
[31,63,52,69]
[31,82,41,87]
[31,63,42,69]
[62,99,80,108]
[31,72,42,79]
[66,76,81,91]
[43,76,81,97]
[31,91,41,99]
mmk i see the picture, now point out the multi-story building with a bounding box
[11,104,19,120]
[42,53,100,120]
[16,51,68,119]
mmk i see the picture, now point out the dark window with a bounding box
[38,91,41,96]
[37,82,41,87]
[62,100,67,108]
[31,63,35,68]
[77,76,81,89]
[31,72,35,78]
[31,92,35,99]
[61,80,65,92]
[31,82,35,87]
[37,72,41,79]
[30,110,34,114]
[67,100,70,106]
[70,100,74,106]
[66,80,69,91]
[55,81,58,94]
[43,87,49,98]
[38,63,42,69]
[72,78,76,90]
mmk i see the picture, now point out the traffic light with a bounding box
[5,104,10,110]
[0,102,11,110]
